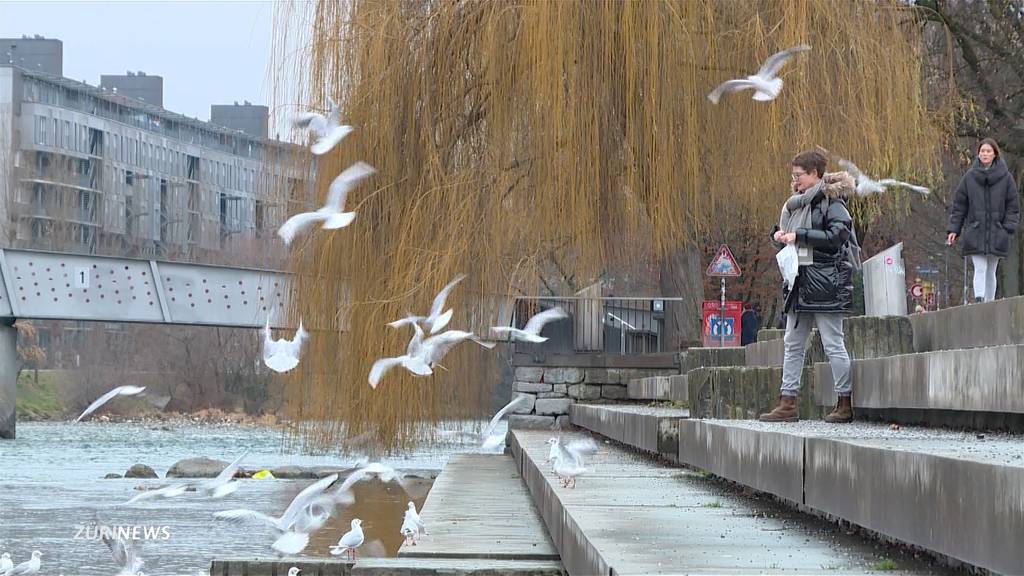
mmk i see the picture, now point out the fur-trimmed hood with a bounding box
[792,171,855,200]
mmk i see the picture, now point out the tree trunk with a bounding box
[658,243,705,350]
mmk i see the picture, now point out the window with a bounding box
[125,171,135,186]
[39,116,47,146]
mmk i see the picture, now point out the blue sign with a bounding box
[708,316,735,336]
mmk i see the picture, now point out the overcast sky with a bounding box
[0,0,276,122]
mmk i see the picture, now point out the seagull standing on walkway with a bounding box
[707,44,811,104]
[0,551,40,576]
[330,519,365,561]
[836,158,931,196]
[76,386,146,422]
[262,319,308,373]
[400,501,426,546]
[388,274,467,335]
[491,307,568,343]
[277,162,375,246]
[291,98,353,156]
[552,437,599,489]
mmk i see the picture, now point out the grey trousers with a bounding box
[780,312,852,397]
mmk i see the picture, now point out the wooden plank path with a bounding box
[397,453,561,562]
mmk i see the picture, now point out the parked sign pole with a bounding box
[706,244,742,348]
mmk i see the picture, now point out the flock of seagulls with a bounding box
[708,44,930,194]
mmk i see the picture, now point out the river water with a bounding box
[0,420,496,575]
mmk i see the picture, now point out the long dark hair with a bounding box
[978,138,1001,160]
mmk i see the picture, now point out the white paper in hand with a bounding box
[776,244,799,291]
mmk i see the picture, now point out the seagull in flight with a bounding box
[213,473,339,555]
[262,319,308,373]
[369,324,494,388]
[0,553,12,572]
[277,161,375,246]
[76,386,146,422]
[481,394,531,451]
[491,307,568,343]
[707,44,811,104]
[388,274,466,335]
[291,97,353,155]
[103,535,143,576]
[836,158,931,196]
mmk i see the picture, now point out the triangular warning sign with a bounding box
[706,244,742,277]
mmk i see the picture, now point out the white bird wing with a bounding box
[835,158,867,181]
[209,450,248,486]
[272,531,310,555]
[369,356,405,388]
[323,161,376,211]
[876,179,931,195]
[707,79,761,104]
[213,508,280,529]
[280,473,339,529]
[291,112,326,133]
[264,353,300,373]
[427,274,467,325]
[482,394,530,438]
[523,307,569,336]
[76,385,146,422]
[311,124,354,155]
[421,330,473,364]
[428,308,454,335]
[563,437,599,465]
[277,211,326,246]
[104,536,142,572]
[283,322,307,357]
[757,44,812,79]
[340,527,364,548]
[387,314,424,329]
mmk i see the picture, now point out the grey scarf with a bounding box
[778,178,824,265]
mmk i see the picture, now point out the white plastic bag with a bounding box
[776,244,799,291]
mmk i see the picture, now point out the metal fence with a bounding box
[506,296,686,356]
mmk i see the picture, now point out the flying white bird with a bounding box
[103,535,143,576]
[369,324,494,388]
[836,158,931,196]
[192,451,248,499]
[400,501,426,546]
[707,44,812,104]
[262,319,308,373]
[481,394,530,451]
[214,473,339,554]
[123,482,190,505]
[277,161,375,246]
[291,98,353,155]
[490,307,569,343]
[388,274,466,335]
[287,569,301,576]
[76,386,146,422]
[0,554,12,572]
[0,551,40,576]
[330,519,365,561]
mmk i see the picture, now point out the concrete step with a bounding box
[625,374,687,402]
[909,295,1024,353]
[814,343,1024,429]
[687,365,818,420]
[209,558,350,575]
[569,403,688,460]
[509,427,941,575]
[744,315,914,368]
[397,453,560,564]
[676,419,1024,576]
[679,346,745,373]
[352,558,564,575]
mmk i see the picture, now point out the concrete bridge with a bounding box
[0,248,292,438]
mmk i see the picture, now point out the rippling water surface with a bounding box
[0,420,495,575]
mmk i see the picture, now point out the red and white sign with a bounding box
[706,244,742,277]
[702,300,742,347]
[910,283,924,298]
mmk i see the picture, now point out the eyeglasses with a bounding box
[791,171,806,180]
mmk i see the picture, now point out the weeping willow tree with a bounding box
[271,0,943,452]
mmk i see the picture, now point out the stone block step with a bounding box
[625,374,687,402]
[814,343,1024,429]
[569,403,688,460]
[910,295,1024,353]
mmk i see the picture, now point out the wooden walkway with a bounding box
[397,453,561,563]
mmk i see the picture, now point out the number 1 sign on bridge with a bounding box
[706,245,741,348]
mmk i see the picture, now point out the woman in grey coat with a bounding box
[947,138,1020,303]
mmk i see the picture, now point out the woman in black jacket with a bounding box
[947,138,1020,303]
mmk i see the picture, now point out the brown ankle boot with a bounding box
[824,396,853,423]
[759,395,799,422]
